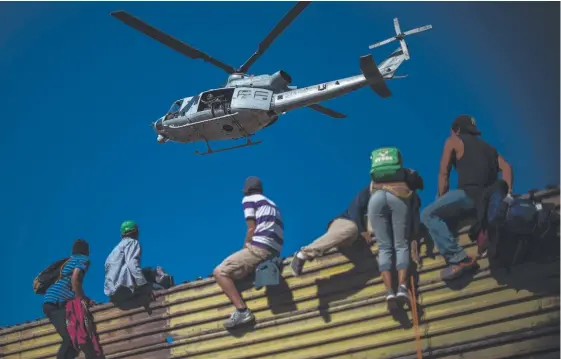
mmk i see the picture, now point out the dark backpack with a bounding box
[33,258,70,294]
[486,187,559,268]
[488,189,557,238]
[142,266,175,290]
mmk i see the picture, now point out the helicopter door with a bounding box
[231,88,273,112]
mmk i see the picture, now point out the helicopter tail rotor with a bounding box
[368,18,432,61]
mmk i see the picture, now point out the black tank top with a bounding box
[454,134,499,199]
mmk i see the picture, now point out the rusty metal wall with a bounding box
[1,188,559,359]
[0,296,172,359]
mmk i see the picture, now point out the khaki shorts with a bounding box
[214,243,271,280]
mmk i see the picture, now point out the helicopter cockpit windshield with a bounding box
[166,99,183,119]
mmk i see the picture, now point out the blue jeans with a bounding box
[368,190,410,272]
[421,189,475,264]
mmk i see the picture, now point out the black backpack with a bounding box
[486,187,559,268]
[33,258,70,294]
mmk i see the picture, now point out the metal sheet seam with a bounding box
[165,280,510,347]
[4,257,556,357]
[0,241,479,349]
[306,322,561,359]
[2,186,556,335]
[3,258,558,359]
[0,230,482,336]
[384,323,560,359]
[117,285,558,358]
[0,269,499,357]
[168,298,560,359]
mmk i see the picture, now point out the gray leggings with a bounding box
[368,190,410,272]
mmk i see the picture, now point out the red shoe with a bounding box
[441,256,477,281]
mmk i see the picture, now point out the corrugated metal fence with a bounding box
[1,188,559,358]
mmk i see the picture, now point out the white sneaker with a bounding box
[396,285,410,302]
[223,309,255,329]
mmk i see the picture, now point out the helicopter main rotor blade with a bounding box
[238,1,311,73]
[111,11,236,74]
[403,24,433,36]
[308,104,347,119]
[393,18,402,36]
[368,37,396,50]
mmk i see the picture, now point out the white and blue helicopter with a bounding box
[111,2,432,155]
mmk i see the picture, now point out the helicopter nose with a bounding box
[153,118,164,131]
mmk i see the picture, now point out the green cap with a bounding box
[120,220,138,236]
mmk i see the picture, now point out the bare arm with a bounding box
[498,154,514,193]
[438,137,457,197]
[244,218,256,246]
[71,268,86,299]
[242,198,257,247]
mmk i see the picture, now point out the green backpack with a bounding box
[370,147,403,182]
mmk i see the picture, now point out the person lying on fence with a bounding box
[213,177,283,329]
[368,159,423,307]
[290,185,373,277]
[421,115,513,281]
[42,239,94,359]
[104,221,173,308]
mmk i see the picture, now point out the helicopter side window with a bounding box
[181,95,199,115]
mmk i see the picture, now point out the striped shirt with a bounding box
[44,255,90,305]
[242,194,284,253]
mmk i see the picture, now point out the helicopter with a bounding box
[110,2,432,155]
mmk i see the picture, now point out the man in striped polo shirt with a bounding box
[213,176,283,329]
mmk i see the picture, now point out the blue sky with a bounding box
[0,2,558,327]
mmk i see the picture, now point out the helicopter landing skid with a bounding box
[194,113,262,156]
[194,138,262,156]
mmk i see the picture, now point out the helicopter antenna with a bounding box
[368,18,432,60]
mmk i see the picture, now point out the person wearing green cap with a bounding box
[104,220,173,309]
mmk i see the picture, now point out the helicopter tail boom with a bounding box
[270,54,392,115]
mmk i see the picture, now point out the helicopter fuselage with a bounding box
[111,6,432,155]
[153,86,279,144]
[153,52,405,146]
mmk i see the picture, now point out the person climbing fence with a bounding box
[213,176,284,329]
[104,221,174,310]
[290,184,373,277]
